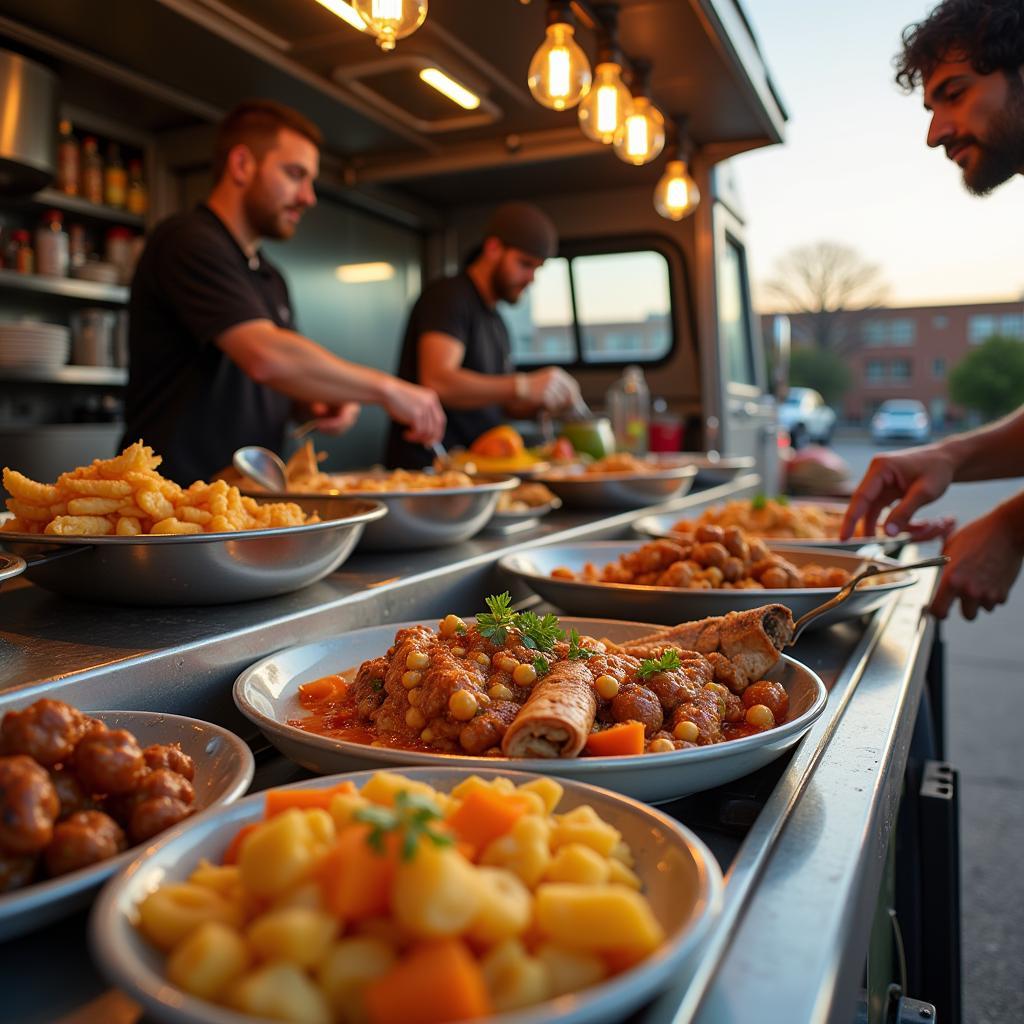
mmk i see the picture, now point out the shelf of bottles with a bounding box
[0,267,128,305]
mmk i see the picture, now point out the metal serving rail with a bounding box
[0,473,944,1024]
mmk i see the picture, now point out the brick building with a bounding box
[760,299,1024,428]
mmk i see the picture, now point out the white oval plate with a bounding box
[233,618,827,804]
[91,766,723,1024]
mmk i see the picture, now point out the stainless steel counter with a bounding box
[0,473,946,1024]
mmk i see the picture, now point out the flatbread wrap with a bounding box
[501,659,597,759]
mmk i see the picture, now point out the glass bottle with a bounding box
[104,143,127,208]
[126,159,148,216]
[36,210,69,277]
[11,229,35,274]
[606,364,650,454]
[649,396,684,452]
[56,120,80,196]
[81,137,104,205]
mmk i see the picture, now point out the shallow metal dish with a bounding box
[653,452,755,486]
[537,462,698,510]
[499,542,915,628]
[266,474,520,551]
[0,551,25,588]
[233,617,827,803]
[0,498,385,606]
[0,709,254,942]
[92,766,723,1024]
[633,499,911,554]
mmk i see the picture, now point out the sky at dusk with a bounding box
[734,0,1024,312]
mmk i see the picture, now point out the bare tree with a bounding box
[764,241,888,350]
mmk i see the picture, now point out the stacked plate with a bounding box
[0,321,70,367]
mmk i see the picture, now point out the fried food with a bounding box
[496,482,559,513]
[674,497,860,540]
[2,441,315,537]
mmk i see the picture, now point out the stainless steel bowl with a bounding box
[257,475,520,551]
[537,463,698,510]
[0,552,25,589]
[0,499,386,605]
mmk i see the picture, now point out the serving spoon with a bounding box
[790,553,949,643]
[232,445,288,493]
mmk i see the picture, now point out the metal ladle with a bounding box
[790,554,950,643]
[233,445,288,493]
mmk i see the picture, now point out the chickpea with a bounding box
[489,684,514,701]
[673,721,700,743]
[648,738,676,753]
[494,655,519,674]
[512,663,537,687]
[473,652,491,667]
[402,670,422,689]
[760,567,790,590]
[745,705,776,730]
[695,524,725,544]
[420,728,434,743]
[452,647,467,657]
[439,614,466,637]
[405,707,426,730]
[449,690,479,721]
[693,541,729,568]
[407,688,423,708]
[406,651,430,670]
[594,675,620,699]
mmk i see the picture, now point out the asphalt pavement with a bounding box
[831,439,1023,1024]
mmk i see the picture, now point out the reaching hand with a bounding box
[383,379,447,445]
[521,367,582,412]
[930,501,1024,620]
[840,444,957,540]
[304,401,362,436]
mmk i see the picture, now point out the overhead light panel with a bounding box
[313,0,367,32]
[336,262,396,283]
[419,67,481,110]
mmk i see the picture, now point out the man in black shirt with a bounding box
[386,202,581,468]
[122,99,445,483]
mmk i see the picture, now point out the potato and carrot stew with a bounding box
[135,771,664,1023]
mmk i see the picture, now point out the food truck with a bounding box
[0,2,959,1023]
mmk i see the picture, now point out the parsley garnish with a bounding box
[370,678,384,692]
[775,493,790,506]
[638,649,682,678]
[532,655,550,678]
[354,790,454,862]
[516,611,563,652]
[751,493,767,511]
[476,592,518,645]
[567,629,595,661]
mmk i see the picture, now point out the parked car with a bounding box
[778,387,837,448]
[871,399,932,444]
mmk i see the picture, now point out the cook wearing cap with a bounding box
[385,201,582,468]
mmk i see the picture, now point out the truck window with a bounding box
[504,248,674,367]
[718,234,757,387]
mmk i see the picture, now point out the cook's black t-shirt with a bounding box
[120,205,293,484]
[386,272,512,468]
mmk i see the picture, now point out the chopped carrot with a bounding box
[319,823,397,920]
[222,822,260,866]
[447,788,531,856]
[585,721,646,757]
[263,780,356,818]
[364,939,493,1024]
[298,674,347,705]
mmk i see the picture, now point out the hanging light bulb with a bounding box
[352,0,427,52]
[527,0,592,111]
[653,116,701,220]
[613,60,665,165]
[577,4,632,144]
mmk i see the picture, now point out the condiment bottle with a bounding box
[11,229,35,274]
[126,159,148,216]
[68,222,88,268]
[81,136,104,205]
[105,226,134,284]
[649,397,684,452]
[56,120,80,196]
[104,143,127,208]
[36,210,69,277]
[606,365,650,454]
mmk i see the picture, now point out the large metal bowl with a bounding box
[0,498,386,605]
[258,475,520,551]
[537,462,698,510]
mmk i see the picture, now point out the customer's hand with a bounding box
[383,379,447,445]
[841,444,958,540]
[304,401,361,435]
[931,499,1024,620]
[522,367,582,412]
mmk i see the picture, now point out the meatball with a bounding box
[44,810,126,876]
[135,769,195,807]
[129,796,192,844]
[142,743,195,781]
[643,660,709,711]
[0,755,60,854]
[694,524,725,544]
[610,684,664,737]
[72,729,145,795]
[459,700,520,755]
[0,699,87,767]
[0,851,37,893]
[49,768,94,819]
[742,680,789,723]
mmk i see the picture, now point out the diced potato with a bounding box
[392,842,482,938]
[361,771,442,809]
[536,942,607,998]
[137,882,243,952]
[544,843,611,885]
[481,939,552,1013]
[607,858,642,890]
[480,815,552,888]
[166,921,250,1001]
[304,808,336,846]
[188,860,242,895]
[227,962,332,1023]
[550,805,621,857]
[329,791,371,829]
[518,777,564,814]
[609,839,636,867]
[316,937,397,1021]
[238,810,327,898]
[534,884,665,954]
[467,867,533,946]
[246,907,338,967]
[272,880,328,912]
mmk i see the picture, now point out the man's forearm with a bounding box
[422,365,518,410]
[938,406,1024,482]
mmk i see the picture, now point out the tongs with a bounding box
[790,554,949,643]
